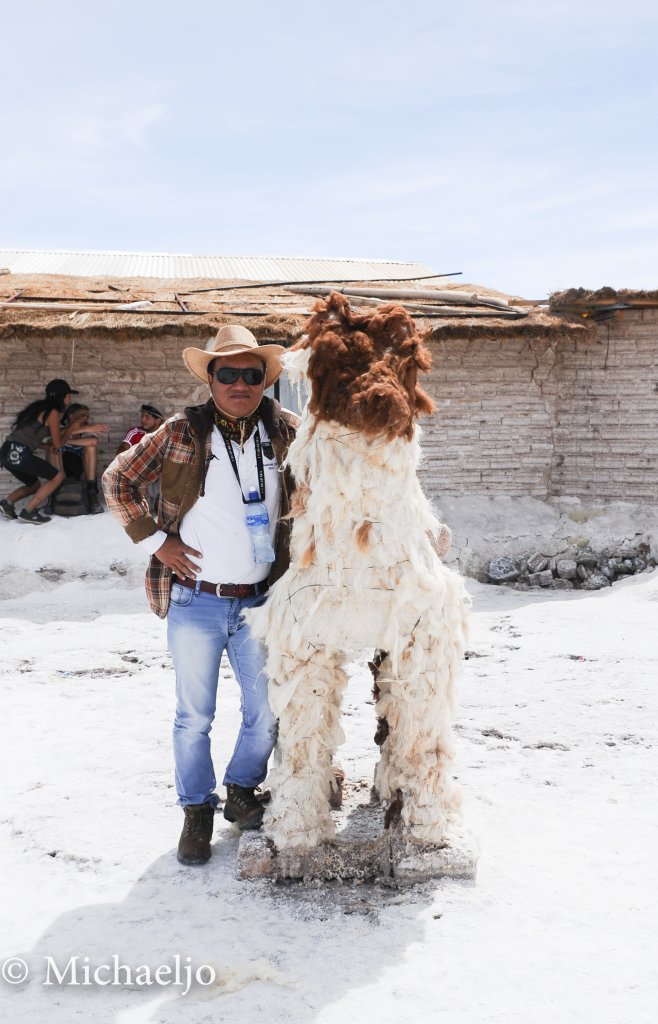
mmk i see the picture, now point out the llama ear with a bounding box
[283,347,311,386]
[415,385,435,417]
[403,361,418,394]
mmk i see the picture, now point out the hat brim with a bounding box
[182,342,285,389]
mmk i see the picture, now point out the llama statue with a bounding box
[247,293,472,869]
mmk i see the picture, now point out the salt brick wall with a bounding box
[0,330,207,500]
[421,332,561,498]
[420,311,658,501]
[549,312,658,500]
[1,314,657,503]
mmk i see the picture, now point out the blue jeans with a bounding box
[167,583,277,807]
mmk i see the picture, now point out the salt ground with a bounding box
[1,498,657,1023]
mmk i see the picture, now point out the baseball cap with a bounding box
[46,378,80,399]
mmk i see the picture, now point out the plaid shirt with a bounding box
[103,397,298,618]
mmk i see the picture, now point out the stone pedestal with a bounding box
[236,802,478,884]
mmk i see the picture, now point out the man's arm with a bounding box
[115,426,144,457]
[102,424,171,543]
[428,523,452,560]
[103,420,203,577]
[66,422,109,439]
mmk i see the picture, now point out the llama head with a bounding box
[289,291,435,441]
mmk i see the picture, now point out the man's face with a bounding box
[208,353,266,420]
[140,411,162,432]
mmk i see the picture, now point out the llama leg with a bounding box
[264,645,348,851]
[374,627,464,844]
[369,649,391,806]
[371,651,395,808]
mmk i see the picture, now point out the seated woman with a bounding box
[0,379,73,524]
[55,403,109,513]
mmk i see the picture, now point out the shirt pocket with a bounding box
[161,454,194,507]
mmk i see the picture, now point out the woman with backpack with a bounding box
[0,378,76,524]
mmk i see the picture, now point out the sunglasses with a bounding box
[212,366,265,386]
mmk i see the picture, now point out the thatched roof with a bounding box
[0,273,586,342]
[550,287,658,312]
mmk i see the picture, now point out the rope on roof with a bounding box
[178,272,463,296]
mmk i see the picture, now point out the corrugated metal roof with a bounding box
[0,249,435,281]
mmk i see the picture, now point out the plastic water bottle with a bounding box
[245,489,275,563]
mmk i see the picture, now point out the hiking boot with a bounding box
[223,784,265,831]
[329,763,345,810]
[86,481,104,515]
[177,803,215,866]
[19,507,52,524]
[0,499,17,520]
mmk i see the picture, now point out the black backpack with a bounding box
[52,477,89,517]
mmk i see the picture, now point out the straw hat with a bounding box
[183,325,285,389]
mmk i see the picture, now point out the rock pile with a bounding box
[487,543,656,591]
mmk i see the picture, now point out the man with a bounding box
[115,404,166,512]
[54,402,109,513]
[103,326,297,865]
[115,403,164,455]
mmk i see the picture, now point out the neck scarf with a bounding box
[212,406,260,451]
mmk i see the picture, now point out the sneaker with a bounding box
[0,499,17,520]
[19,507,52,524]
[223,784,265,831]
[177,803,215,865]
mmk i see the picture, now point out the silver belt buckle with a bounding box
[215,583,223,598]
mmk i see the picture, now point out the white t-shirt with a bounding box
[141,423,281,584]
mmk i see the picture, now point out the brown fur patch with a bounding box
[354,519,372,551]
[292,292,435,441]
[290,482,310,518]
[384,790,404,829]
[300,538,316,568]
[374,716,390,747]
[329,763,345,810]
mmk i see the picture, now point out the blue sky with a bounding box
[1,0,657,297]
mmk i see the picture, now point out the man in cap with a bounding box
[103,326,298,865]
[115,403,165,456]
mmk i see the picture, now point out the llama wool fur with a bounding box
[248,298,471,852]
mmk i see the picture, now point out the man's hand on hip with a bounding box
[155,535,202,579]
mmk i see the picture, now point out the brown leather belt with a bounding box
[172,576,269,599]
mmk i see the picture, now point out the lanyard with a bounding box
[222,429,266,504]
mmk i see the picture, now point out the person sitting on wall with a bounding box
[60,402,108,470]
[116,404,165,456]
[49,402,110,514]
[57,403,89,478]
[115,403,165,513]
[0,379,73,524]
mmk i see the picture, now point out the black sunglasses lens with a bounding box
[215,367,265,385]
[242,368,265,385]
[215,368,240,384]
